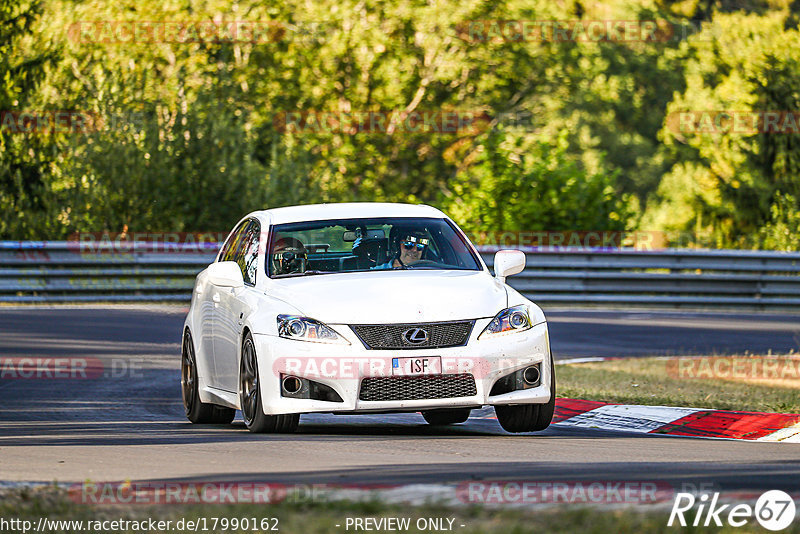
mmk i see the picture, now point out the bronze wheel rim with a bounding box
[181,332,196,416]
[240,338,259,425]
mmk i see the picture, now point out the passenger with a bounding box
[373,230,429,269]
[271,237,307,275]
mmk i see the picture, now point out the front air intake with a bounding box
[358,374,477,401]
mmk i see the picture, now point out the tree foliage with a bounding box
[444,131,631,234]
[0,0,59,238]
[644,10,800,247]
[1,0,799,248]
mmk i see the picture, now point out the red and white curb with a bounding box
[550,357,800,441]
[548,398,800,442]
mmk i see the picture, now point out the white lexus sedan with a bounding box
[181,203,555,433]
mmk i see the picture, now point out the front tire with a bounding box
[495,358,556,433]
[182,330,235,424]
[421,408,471,425]
[239,333,299,433]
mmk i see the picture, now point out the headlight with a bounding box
[478,305,532,339]
[277,315,350,344]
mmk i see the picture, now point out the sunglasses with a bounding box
[402,241,426,251]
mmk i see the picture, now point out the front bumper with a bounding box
[253,319,552,415]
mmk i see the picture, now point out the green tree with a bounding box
[760,192,800,251]
[0,0,58,238]
[7,0,798,244]
[644,11,800,248]
[443,131,631,234]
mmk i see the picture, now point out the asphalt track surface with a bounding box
[1,306,800,496]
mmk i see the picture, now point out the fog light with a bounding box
[523,365,540,385]
[282,376,302,394]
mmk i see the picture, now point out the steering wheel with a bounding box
[406,259,445,269]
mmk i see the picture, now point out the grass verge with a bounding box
[1,486,792,534]
[557,355,800,413]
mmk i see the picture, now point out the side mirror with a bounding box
[494,250,526,283]
[207,261,245,288]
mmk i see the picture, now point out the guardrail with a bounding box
[2,241,800,308]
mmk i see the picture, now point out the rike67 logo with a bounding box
[669,490,796,530]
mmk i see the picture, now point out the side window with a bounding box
[240,220,260,286]
[218,221,248,263]
[226,219,259,286]
[217,219,259,285]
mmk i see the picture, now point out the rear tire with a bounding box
[182,330,235,424]
[239,333,299,433]
[421,408,471,425]
[495,358,556,433]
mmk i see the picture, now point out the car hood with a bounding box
[267,270,507,324]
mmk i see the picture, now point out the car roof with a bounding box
[255,202,448,225]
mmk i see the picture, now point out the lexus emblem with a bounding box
[402,328,429,345]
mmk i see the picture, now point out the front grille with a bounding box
[359,374,477,401]
[350,321,474,350]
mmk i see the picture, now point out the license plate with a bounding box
[392,356,441,376]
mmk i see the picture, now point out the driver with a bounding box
[374,230,430,269]
[271,236,307,275]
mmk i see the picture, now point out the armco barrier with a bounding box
[0,241,212,303]
[2,241,800,308]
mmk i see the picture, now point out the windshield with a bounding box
[267,217,482,277]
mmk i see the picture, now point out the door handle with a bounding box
[212,293,221,303]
